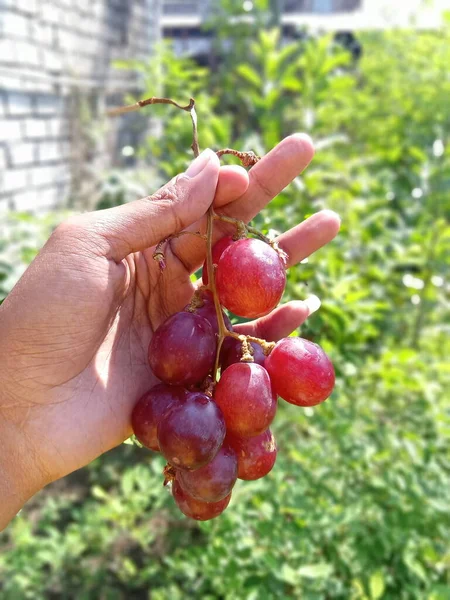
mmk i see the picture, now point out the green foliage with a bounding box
[0,212,70,304]
[1,10,450,600]
[115,43,233,178]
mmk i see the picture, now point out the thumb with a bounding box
[69,148,220,262]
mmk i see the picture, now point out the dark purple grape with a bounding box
[131,384,188,451]
[172,480,231,521]
[195,300,232,337]
[185,291,232,337]
[176,444,237,502]
[148,312,216,386]
[220,337,266,371]
[157,392,226,470]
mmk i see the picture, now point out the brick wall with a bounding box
[0,0,160,214]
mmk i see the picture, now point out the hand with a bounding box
[0,135,340,529]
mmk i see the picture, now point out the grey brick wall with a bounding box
[0,0,160,214]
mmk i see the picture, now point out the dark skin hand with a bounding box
[0,135,340,530]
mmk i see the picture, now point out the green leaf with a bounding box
[277,564,298,585]
[91,486,109,501]
[236,64,262,88]
[428,585,450,600]
[369,571,385,600]
[403,553,429,582]
[298,563,333,579]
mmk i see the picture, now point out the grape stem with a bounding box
[225,331,275,355]
[163,464,176,486]
[152,230,206,270]
[106,97,260,169]
[205,213,275,381]
[108,95,275,380]
[212,211,288,265]
[107,96,200,156]
[215,148,260,167]
[205,209,227,380]
[213,211,272,245]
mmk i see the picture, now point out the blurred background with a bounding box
[1,0,450,598]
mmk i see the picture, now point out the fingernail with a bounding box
[322,208,341,226]
[185,148,214,178]
[304,294,321,315]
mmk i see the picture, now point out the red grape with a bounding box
[131,384,188,451]
[220,337,266,371]
[226,429,277,480]
[214,362,277,437]
[216,238,286,318]
[176,444,237,502]
[148,312,216,386]
[157,392,226,470]
[265,337,335,406]
[202,236,235,284]
[172,480,231,521]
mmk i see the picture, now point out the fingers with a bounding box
[60,149,220,262]
[167,165,249,271]
[214,165,249,207]
[193,208,340,288]
[169,134,315,273]
[277,209,341,268]
[221,133,314,220]
[234,297,321,342]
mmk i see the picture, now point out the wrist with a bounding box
[0,389,46,531]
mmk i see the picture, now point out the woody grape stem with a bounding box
[107,95,274,378]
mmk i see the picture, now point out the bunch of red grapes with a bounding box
[131,235,335,521]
